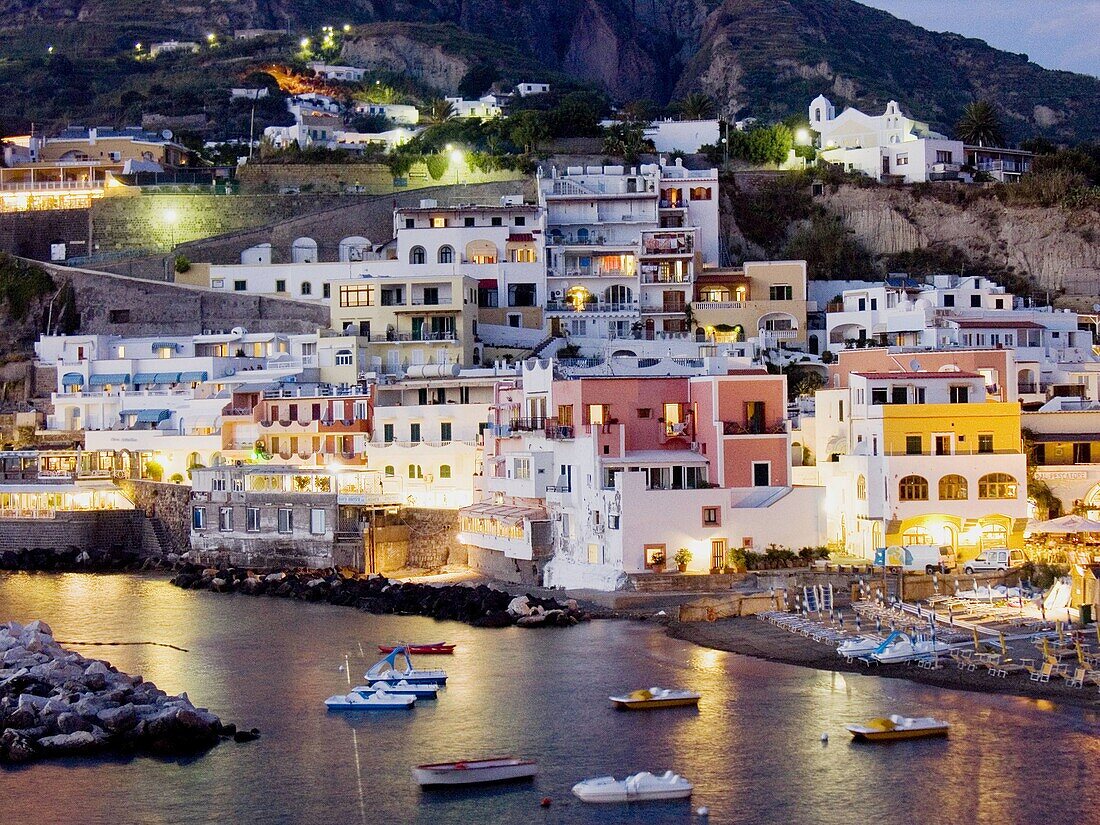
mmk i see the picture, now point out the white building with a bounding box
[516,83,550,97]
[445,96,501,119]
[352,102,420,126]
[308,63,367,83]
[230,88,269,101]
[538,160,720,344]
[643,120,720,154]
[150,41,199,58]
[810,96,965,184]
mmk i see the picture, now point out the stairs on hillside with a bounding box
[141,516,180,558]
[530,335,563,359]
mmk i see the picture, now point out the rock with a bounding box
[506,595,532,617]
[516,614,548,627]
[36,731,98,754]
[232,728,260,743]
[56,712,93,734]
[84,661,110,677]
[97,704,138,733]
[23,619,53,637]
[17,693,49,712]
[0,729,39,764]
[5,705,38,729]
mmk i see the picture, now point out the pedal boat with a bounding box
[846,714,950,742]
[609,687,700,710]
[572,771,693,803]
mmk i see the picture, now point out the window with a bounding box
[978,434,994,454]
[752,462,771,487]
[690,186,712,200]
[211,279,224,289]
[408,464,423,479]
[645,545,666,568]
[430,217,446,228]
[871,387,888,405]
[557,405,574,427]
[219,506,233,532]
[978,473,1017,500]
[440,422,452,442]
[935,435,952,455]
[464,217,475,227]
[508,283,537,307]
[971,294,981,308]
[609,515,620,530]
[514,215,526,226]
[514,458,531,481]
[335,349,353,366]
[936,150,954,164]
[310,509,326,535]
[943,294,955,307]
[899,475,929,501]
[405,218,414,229]
[278,508,293,533]
[192,506,206,530]
[410,423,421,443]
[939,475,968,500]
[439,464,451,479]
[410,246,426,264]
[587,404,608,425]
[905,435,922,455]
[438,245,454,264]
[769,284,793,301]
[234,280,247,292]
[246,506,261,532]
[896,153,908,166]
[949,386,969,404]
[322,283,330,299]
[491,216,502,226]
[663,402,686,436]
[478,286,499,308]
[637,408,652,419]
[339,284,374,307]
[856,475,867,500]
[301,282,312,296]
[383,424,394,443]
[275,279,286,293]
[702,507,720,526]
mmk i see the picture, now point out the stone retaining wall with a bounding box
[0,510,145,555]
[116,479,192,555]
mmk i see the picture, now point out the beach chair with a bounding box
[1027,661,1056,683]
[1066,666,1090,688]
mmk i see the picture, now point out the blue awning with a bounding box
[179,371,208,383]
[88,373,129,386]
[126,409,171,424]
[151,342,178,350]
[133,372,157,384]
[153,372,182,384]
[61,372,84,386]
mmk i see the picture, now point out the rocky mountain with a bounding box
[0,0,1097,142]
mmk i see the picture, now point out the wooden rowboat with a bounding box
[413,756,538,787]
[378,643,455,655]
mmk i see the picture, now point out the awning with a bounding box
[1027,432,1099,443]
[134,409,171,424]
[151,341,178,350]
[180,371,208,383]
[133,372,157,384]
[153,372,182,384]
[61,372,84,386]
[88,373,129,386]
[459,503,546,525]
[508,233,534,242]
[478,279,498,289]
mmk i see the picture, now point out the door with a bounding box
[752,462,770,486]
[711,539,727,572]
[882,155,890,175]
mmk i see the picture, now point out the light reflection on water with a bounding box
[1,572,1097,825]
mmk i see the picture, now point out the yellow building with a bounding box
[692,260,808,350]
[328,273,478,373]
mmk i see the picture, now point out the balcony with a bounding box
[723,420,788,436]
[547,269,633,279]
[640,272,691,285]
[544,420,575,440]
[545,300,638,314]
[368,331,458,343]
[694,301,745,310]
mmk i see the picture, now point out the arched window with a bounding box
[439,464,451,479]
[898,475,928,501]
[814,107,821,122]
[604,284,633,305]
[410,246,426,265]
[438,245,454,264]
[856,475,867,500]
[939,474,968,500]
[384,465,395,477]
[408,464,422,479]
[902,526,934,545]
[301,282,312,296]
[978,473,1018,500]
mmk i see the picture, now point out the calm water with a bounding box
[1,573,1098,825]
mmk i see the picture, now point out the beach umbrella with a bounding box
[932,572,939,594]
[856,615,862,633]
[876,616,882,634]
[1025,514,1100,536]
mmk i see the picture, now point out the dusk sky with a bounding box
[858,0,1099,77]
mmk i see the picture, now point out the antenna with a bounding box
[909,359,922,372]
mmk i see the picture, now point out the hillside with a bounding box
[0,0,1097,142]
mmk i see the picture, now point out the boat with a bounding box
[324,690,416,710]
[365,647,448,685]
[870,632,953,665]
[413,756,538,787]
[352,680,440,699]
[572,771,693,803]
[846,715,950,742]
[378,643,455,655]
[609,687,700,710]
[837,635,886,661]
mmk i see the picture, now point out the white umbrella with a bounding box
[1025,514,1100,536]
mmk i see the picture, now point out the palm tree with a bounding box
[677,92,716,121]
[423,98,455,125]
[956,101,1004,147]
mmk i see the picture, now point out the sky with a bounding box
[857,0,1099,77]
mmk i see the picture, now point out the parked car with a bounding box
[874,544,956,574]
[963,548,1026,574]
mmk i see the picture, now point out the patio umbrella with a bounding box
[1025,514,1100,536]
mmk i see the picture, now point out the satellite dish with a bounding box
[909,359,922,372]
[162,129,174,140]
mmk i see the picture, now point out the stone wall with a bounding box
[116,479,192,555]
[0,208,90,261]
[465,545,542,585]
[38,261,328,337]
[236,162,523,196]
[0,510,145,555]
[401,508,462,569]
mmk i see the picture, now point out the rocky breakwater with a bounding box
[170,565,587,628]
[0,547,171,573]
[0,620,254,766]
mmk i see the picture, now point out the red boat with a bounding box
[378,643,455,655]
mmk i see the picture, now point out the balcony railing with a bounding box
[544,420,574,440]
[693,300,745,310]
[546,269,631,279]
[368,331,458,343]
[1018,383,1039,394]
[723,420,788,436]
[640,273,691,285]
[545,300,638,313]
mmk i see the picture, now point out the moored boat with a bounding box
[413,756,538,787]
[353,680,439,699]
[572,771,693,803]
[869,632,953,665]
[324,690,416,710]
[365,647,448,685]
[845,715,950,742]
[379,643,455,655]
[609,687,700,710]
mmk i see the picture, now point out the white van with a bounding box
[963,548,1026,574]
[876,545,957,573]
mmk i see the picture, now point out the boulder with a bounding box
[97,703,138,733]
[36,730,98,754]
[56,712,93,734]
[23,619,52,637]
[506,595,532,617]
[0,729,38,764]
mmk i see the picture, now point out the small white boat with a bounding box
[413,756,538,787]
[572,771,693,803]
[609,687,700,710]
[846,714,950,742]
[353,681,439,699]
[324,690,416,710]
[365,647,447,685]
[837,635,885,661]
[871,633,953,665]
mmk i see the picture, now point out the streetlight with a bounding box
[450,148,463,186]
[206,32,217,45]
[164,209,178,252]
[795,128,811,146]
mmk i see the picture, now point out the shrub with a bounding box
[144,460,164,482]
[425,153,449,180]
[673,548,692,568]
[173,255,191,273]
[168,472,185,484]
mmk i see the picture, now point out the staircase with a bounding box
[530,335,564,359]
[141,516,180,558]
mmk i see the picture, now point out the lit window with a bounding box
[898,475,929,501]
[338,284,374,307]
[430,217,446,228]
[587,404,607,425]
[856,475,867,500]
[939,475,968,500]
[439,464,451,479]
[702,507,720,526]
[978,473,1017,500]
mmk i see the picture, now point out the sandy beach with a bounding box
[667,617,1100,711]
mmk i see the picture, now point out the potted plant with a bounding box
[724,546,746,573]
[674,548,692,573]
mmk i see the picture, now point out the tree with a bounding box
[508,111,549,155]
[423,98,455,125]
[602,122,654,163]
[458,63,499,98]
[677,92,716,121]
[956,101,1005,147]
